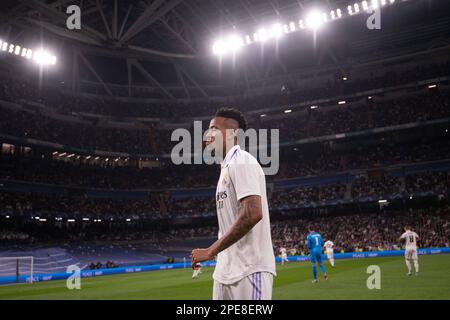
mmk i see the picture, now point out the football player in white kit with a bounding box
[280,247,289,266]
[399,226,420,276]
[191,108,276,300]
[323,240,335,267]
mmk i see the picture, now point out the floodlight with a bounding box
[348,5,354,15]
[299,20,305,29]
[33,50,55,66]
[269,23,283,39]
[330,10,336,20]
[305,11,324,30]
[257,28,268,42]
[212,40,226,56]
[289,21,296,32]
[362,1,369,10]
[371,0,379,9]
[227,34,244,53]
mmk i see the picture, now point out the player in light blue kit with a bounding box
[307,226,328,283]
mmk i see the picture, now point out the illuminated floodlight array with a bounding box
[212,0,401,56]
[0,39,56,66]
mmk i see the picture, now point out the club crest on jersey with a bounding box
[221,171,230,186]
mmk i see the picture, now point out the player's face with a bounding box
[205,117,235,154]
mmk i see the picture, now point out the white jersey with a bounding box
[324,240,334,252]
[280,248,287,256]
[401,230,419,250]
[213,145,276,285]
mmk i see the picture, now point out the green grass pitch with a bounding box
[1,255,449,300]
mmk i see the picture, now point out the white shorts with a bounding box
[281,254,288,261]
[326,250,334,259]
[405,248,418,260]
[213,272,273,300]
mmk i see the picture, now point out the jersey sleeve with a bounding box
[228,156,262,201]
[307,236,312,250]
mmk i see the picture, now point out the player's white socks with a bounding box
[414,260,419,273]
[405,260,412,274]
[330,259,335,267]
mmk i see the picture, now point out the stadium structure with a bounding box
[0,0,449,300]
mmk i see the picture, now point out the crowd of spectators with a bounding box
[1,60,448,118]
[1,170,448,226]
[1,206,449,255]
[1,136,449,190]
[1,63,449,156]
[271,206,450,254]
[88,261,118,269]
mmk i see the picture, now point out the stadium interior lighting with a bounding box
[338,100,347,105]
[362,1,369,10]
[33,49,57,66]
[305,11,325,30]
[260,114,267,117]
[289,21,296,32]
[343,76,348,81]
[209,0,402,56]
[378,200,388,203]
[348,5,354,15]
[5,216,10,219]
[126,219,131,222]
[39,219,47,222]
[310,105,319,109]
[428,84,437,89]
[371,0,379,9]
[284,109,292,113]
[67,219,76,223]
[212,35,244,56]
[257,28,269,42]
[270,23,284,39]
[0,39,56,66]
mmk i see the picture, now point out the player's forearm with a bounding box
[209,196,262,257]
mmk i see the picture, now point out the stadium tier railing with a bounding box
[1,247,449,285]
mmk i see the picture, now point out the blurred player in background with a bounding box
[191,108,276,300]
[280,247,289,266]
[307,226,328,283]
[400,226,420,276]
[324,240,335,268]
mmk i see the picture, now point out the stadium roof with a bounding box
[0,0,449,100]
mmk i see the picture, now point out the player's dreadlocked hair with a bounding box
[215,108,248,131]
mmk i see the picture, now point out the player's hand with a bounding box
[191,248,213,269]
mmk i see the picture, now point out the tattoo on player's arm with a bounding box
[209,195,262,256]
